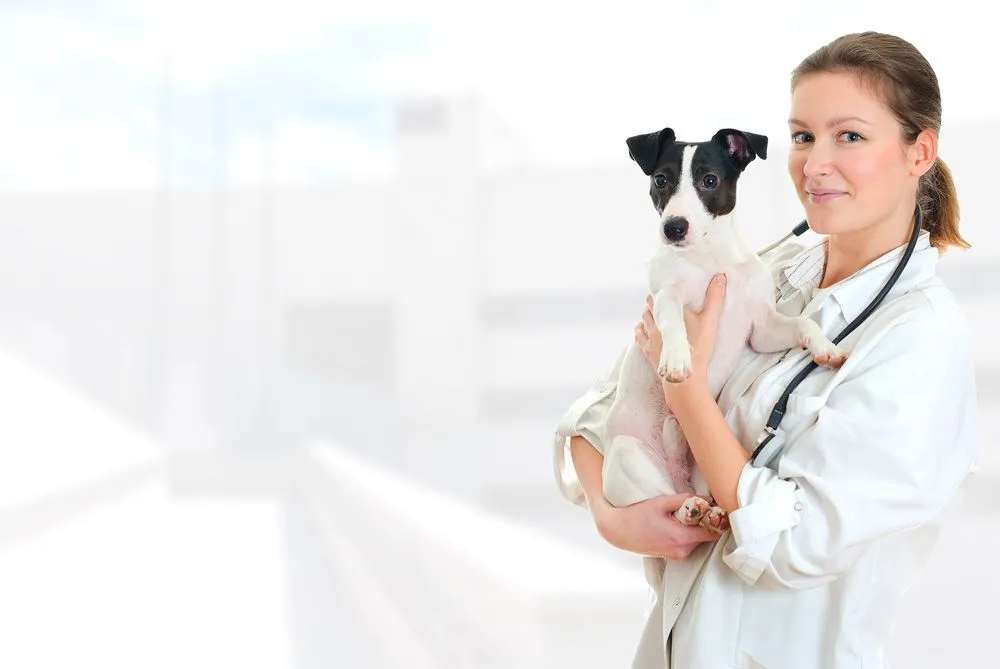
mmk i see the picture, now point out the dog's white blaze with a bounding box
[661,145,710,226]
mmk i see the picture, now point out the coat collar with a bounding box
[775,230,938,323]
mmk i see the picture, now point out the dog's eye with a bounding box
[702,174,718,189]
[653,174,668,188]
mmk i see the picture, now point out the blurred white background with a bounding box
[0,1,996,667]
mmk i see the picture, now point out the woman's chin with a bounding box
[801,209,843,236]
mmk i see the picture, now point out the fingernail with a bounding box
[714,274,726,286]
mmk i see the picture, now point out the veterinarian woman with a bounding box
[552,31,979,668]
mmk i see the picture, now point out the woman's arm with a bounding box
[662,383,749,513]
[569,435,719,560]
[723,314,978,588]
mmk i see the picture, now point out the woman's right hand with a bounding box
[594,493,721,560]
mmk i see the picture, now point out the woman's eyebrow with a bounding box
[788,115,872,128]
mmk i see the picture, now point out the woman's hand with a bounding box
[634,274,728,389]
[594,493,720,560]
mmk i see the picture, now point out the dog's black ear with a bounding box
[712,128,768,170]
[626,127,676,175]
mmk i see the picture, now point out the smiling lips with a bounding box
[807,188,847,204]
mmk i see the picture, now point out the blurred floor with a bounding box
[0,342,995,669]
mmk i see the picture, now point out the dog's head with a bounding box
[626,127,767,252]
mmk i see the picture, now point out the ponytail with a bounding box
[919,157,969,253]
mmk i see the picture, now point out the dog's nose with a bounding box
[663,217,689,242]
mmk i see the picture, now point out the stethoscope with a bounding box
[749,204,923,466]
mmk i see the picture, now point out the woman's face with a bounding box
[787,71,920,239]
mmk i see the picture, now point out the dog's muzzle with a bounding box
[663,216,689,243]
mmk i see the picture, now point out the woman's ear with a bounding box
[910,128,938,178]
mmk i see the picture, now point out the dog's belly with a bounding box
[602,257,772,509]
[704,266,771,395]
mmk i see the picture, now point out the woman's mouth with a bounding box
[807,189,846,204]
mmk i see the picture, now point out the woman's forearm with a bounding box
[666,379,749,513]
[569,433,718,559]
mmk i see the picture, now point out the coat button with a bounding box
[794,502,804,512]
[673,598,681,607]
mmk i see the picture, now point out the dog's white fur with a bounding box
[602,145,846,590]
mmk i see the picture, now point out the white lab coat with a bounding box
[552,230,980,668]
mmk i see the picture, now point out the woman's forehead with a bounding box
[789,72,894,124]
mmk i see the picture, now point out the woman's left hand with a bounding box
[634,273,728,388]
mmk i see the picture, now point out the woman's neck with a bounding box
[819,204,916,289]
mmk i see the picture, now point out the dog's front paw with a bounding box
[657,339,692,383]
[802,337,849,368]
[798,321,849,369]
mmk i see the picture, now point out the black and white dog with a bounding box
[601,127,847,588]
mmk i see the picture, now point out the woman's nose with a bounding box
[801,144,834,178]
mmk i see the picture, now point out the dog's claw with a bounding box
[674,498,730,534]
[800,332,849,369]
[817,354,848,368]
[658,365,691,383]
[811,348,849,369]
[658,343,693,383]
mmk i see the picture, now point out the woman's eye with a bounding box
[839,131,864,142]
[653,174,668,188]
[701,174,718,189]
[791,131,813,144]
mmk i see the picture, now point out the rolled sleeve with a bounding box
[552,346,627,506]
[722,310,979,589]
[723,464,805,584]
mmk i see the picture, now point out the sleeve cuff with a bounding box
[551,382,616,507]
[555,382,616,452]
[722,462,805,584]
[551,348,627,507]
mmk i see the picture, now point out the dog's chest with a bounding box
[655,258,770,316]
[658,258,773,378]
[716,270,768,344]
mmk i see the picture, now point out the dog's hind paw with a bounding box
[700,506,729,534]
[673,496,711,526]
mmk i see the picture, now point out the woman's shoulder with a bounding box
[902,273,970,332]
[864,273,972,356]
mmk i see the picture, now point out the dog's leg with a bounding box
[750,307,848,368]
[672,443,730,533]
[794,316,849,368]
[604,345,677,594]
[603,434,674,507]
[660,414,693,493]
[651,291,692,383]
[660,415,720,529]
[603,345,674,507]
